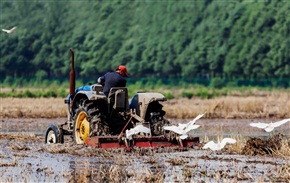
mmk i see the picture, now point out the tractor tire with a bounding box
[45,124,64,144]
[73,100,99,144]
[152,119,170,136]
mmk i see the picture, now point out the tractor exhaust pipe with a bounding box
[69,49,75,100]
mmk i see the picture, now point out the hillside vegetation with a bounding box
[1,0,289,86]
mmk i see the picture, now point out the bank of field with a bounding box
[1,90,290,119]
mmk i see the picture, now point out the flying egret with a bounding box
[249,118,290,132]
[203,136,236,151]
[126,124,151,140]
[163,112,205,139]
[2,26,17,34]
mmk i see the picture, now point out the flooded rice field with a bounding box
[0,118,290,182]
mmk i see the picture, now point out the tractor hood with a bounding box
[129,92,167,119]
[137,92,167,104]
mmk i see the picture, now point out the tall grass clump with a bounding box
[194,87,213,99]
[162,92,175,99]
[40,89,58,98]
[210,78,226,89]
[23,89,36,98]
[180,90,194,99]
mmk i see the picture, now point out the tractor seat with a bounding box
[108,87,129,112]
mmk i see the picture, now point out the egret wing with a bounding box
[186,112,206,127]
[272,118,290,127]
[250,122,269,129]
[221,138,236,144]
[177,123,187,129]
[220,138,236,149]
[133,125,151,134]
[203,141,217,151]
[125,129,133,139]
[178,112,204,130]
[126,125,150,139]
[265,126,274,132]
[179,134,188,140]
[163,125,184,135]
[184,124,200,134]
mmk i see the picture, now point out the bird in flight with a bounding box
[2,26,17,34]
[203,136,236,151]
[163,112,205,139]
[126,124,151,140]
[249,118,290,132]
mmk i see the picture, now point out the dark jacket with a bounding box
[98,71,127,97]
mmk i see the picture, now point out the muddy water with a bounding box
[2,118,289,137]
[0,118,290,182]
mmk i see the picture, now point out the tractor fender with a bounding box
[69,84,104,100]
[73,91,106,105]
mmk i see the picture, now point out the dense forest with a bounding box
[0,0,290,85]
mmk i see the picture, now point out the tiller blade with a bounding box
[85,136,200,151]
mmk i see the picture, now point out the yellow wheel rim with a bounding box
[75,111,90,144]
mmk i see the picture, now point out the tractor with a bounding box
[44,50,199,150]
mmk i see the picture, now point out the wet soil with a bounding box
[0,118,290,182]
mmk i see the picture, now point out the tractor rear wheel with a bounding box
[73,100,100,144]
[45,124,64,144]
[73,110,90,144]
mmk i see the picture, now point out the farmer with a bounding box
[97,65,129,97]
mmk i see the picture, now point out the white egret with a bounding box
[126,124,151,140]
[2,26,17,34]
[249,118,290,132]
[203,136,236,151]
[163,112,205,139]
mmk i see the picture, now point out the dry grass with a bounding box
[273,139,290,158]
[166,158,188,166]
[228,135,248,154]
[0,98,67,118]
[1,91,290,119]
[223,134,290,158]
[200,133,290,159]
[0,157,18,167]
[164,91,290,119]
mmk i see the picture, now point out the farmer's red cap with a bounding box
[117,65,128,77]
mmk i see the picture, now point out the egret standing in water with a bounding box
[249,118,290,132]
[203,136,236,151]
